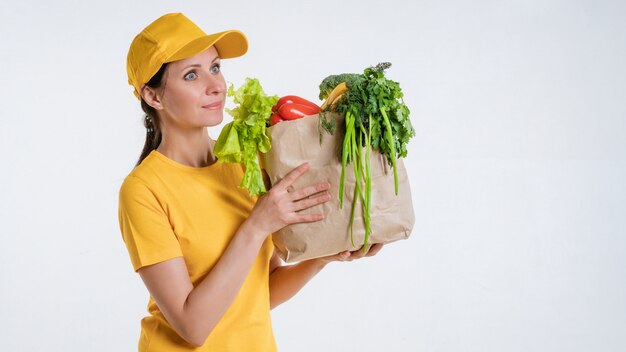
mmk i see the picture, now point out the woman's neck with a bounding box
[156,127,216,168]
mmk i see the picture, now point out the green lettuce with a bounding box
[214,78,278,196]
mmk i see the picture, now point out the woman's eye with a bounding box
[210,64,221,74]
[184,71,197,80]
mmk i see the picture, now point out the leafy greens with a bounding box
[214,78,279,196]
[319,62,415,249]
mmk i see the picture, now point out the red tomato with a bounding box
[275,95,321,113]
[269,113,284,126]
[278,103,320,121]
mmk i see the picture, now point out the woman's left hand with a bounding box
[318,243,384,264]
[268,243,384,308]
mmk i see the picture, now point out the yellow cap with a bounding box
[126,13,248,99]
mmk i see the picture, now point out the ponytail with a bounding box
[135,63,169,167]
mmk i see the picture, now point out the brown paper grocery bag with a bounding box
[261,113,415,263]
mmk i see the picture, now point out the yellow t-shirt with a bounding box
[118,150,277,352]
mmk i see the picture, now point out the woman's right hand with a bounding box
[247,162,331,236]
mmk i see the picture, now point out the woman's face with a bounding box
[157,46,226,129]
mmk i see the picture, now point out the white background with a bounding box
[1,0,625,351]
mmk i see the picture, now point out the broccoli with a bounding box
[318,63,391,100]
[318,73,363,100]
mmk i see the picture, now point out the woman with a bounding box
[119,13,382,351]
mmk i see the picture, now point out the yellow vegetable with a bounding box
[320,82,348,110]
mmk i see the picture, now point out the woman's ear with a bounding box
[141,86,164,111]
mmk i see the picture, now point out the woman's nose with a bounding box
[205,75,226,95]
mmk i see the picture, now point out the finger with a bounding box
[328,250,351,262]
[275,163,310,191]
[350,244,371,260]
[291,212,325,224]
[338,251,351,261]
[365,243,384,257]
[289,181,331,201]
[292,192,331,212]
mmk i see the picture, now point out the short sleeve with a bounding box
[118,175,183,272]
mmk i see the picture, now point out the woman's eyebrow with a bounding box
[181,57,221,71]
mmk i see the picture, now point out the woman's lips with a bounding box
[202,102,222,109]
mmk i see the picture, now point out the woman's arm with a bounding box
[138,221,267,347]
[268,243,384,309]
[138,163,331,347]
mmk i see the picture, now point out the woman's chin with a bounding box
[202,114,224,127]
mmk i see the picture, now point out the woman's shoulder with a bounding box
[118,172,151,202]
[118,163,166,210]
[119,152,161,193]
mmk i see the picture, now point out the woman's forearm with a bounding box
[269,258,328,309]
[181,222,267,345]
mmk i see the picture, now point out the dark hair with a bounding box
[136,63,169,167]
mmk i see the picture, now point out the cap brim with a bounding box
[167,30,248,62]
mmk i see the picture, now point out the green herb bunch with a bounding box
[319,62,415,249]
